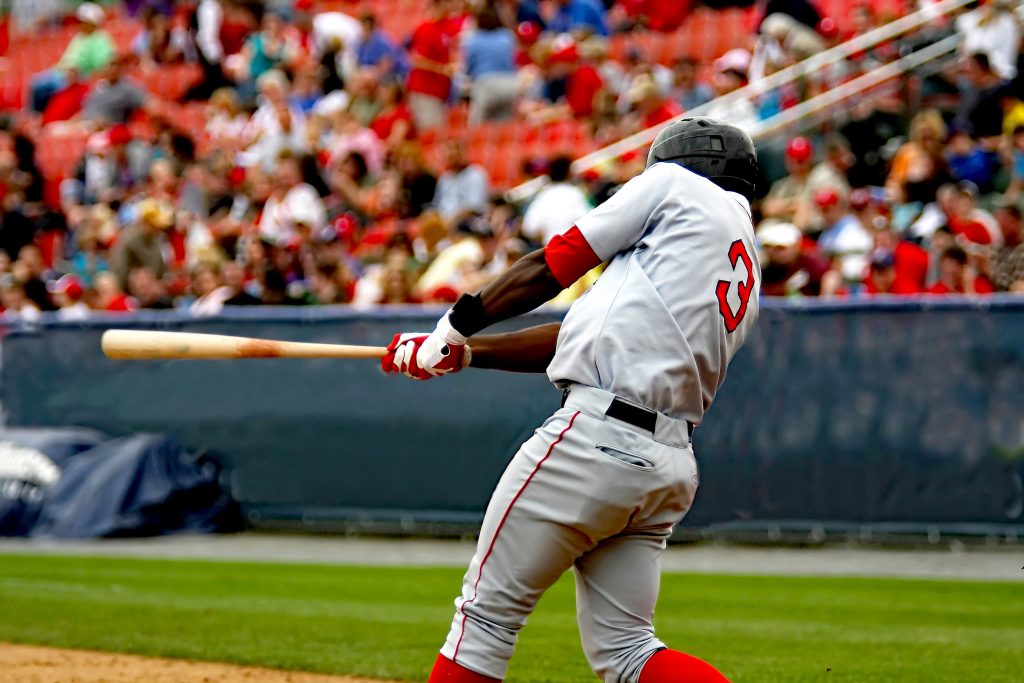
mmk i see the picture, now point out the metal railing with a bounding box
[507,0,976,202]
[746,33,962,139]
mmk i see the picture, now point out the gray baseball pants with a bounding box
[439,384,699,682]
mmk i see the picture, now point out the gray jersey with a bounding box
[547,163,760,424]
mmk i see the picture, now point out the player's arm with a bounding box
[384,166,668,379]
[381,245,590,379]
[466,322,561,373]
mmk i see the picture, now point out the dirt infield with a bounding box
[0,643,391,683]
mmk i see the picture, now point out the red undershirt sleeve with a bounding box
[544,225,602,289]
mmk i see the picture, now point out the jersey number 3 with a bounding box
[716,240,754,333]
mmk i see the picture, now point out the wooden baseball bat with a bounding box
[101,329,388,360]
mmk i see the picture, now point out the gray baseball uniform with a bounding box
[439,163,760,682]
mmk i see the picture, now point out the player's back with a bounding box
[548,163,760,424]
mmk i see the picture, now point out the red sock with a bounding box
[639,649,731,683]
[427,654,501,683]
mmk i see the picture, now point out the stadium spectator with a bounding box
[839,96,903,187]
[406,0,455,131]
[672,57,713,112]
[955,0,1020,81]
[29,3,114,112]
[234,10,302,88]
[356,13,406,77]
[757,221,837,297]
[860,249,922,296]
[522,155,591,246]
[960,52,1011,141]
[0,280,42,321]
[111,199,174,287]
[947,181,1000,246]
[259,151,326,245]
[946,127,997,192]
[369,80,415,147]
[49,274,91,320]
[885,109,951,204]
[815,188,872,284]
[238,69,307,171]
[463,8,519,124]
[762,136,820,232]
[751,13,825,83]
[433,141,489,224]
[704,48,757,133]
[626,73,682,129]
[759,0,821,31]
[360,144,418,220]
[808,134,854,200]
[307,3,364,80]
[92,271,133,311]
[14,244,54,311]
[127,265,174,309]
[416,216,489,301]
[190,262,234,315]
[218,260,262,306]
[993,203,1024,291]
[81,55,149,126]
[622,0,694,33]
[927,245,973,294]
[132,6,194,66]
[873,216,931,291]
[550,0,609,38]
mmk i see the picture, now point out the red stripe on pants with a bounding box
[452,410,581,661]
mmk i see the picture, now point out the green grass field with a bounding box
[0,554,1021,682]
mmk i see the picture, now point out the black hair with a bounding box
[343,152,369,183]
[969,52,992,74]
[548,155,573,183]
[941,246,968,266]
[997,204,1022,221]
[477,8,501,31]
[301,154,332,197]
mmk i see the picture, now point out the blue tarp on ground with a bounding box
[1,298,1022,536]
[0,428,238,538]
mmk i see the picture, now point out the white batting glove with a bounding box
[414,311,469,378]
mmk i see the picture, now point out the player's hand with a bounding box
[382,311,473,380]
[382,332,429,379]
[381,328,471,380]
[414,311,470,378]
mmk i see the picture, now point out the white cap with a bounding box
[714,48,751,75]
[313,91,351,117]
[76,2,105,25]
[757,222,801,248]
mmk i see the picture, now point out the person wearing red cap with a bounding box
[762,136,819,232]
[815,188,872,286]
[49,274,91,320]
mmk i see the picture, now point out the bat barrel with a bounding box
[101,330,387,360]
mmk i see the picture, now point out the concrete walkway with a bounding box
[1,534,1022,582]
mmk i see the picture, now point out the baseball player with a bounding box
[383,117,760,683]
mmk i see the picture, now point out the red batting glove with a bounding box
[382,333,430,378]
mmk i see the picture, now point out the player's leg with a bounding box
[430,404,670,681]
[431,408,601,680]
[574,532,729,683]
[571,416,729,683]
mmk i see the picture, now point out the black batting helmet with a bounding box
[646,117,758,200]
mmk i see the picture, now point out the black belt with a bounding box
[562,390,694,437]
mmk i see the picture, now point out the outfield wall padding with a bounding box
[2,300,1023,536]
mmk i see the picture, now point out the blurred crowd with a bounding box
[0,0,1023,322]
